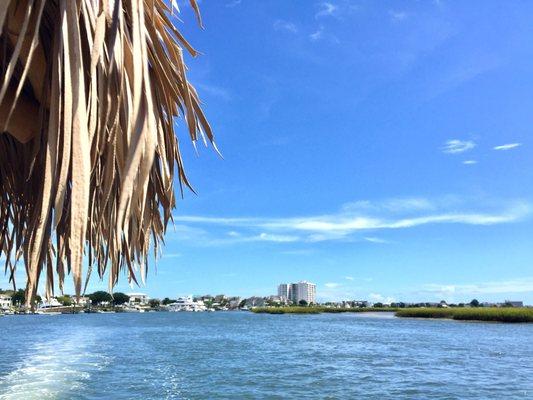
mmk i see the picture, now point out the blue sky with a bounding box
[3,0,533,303]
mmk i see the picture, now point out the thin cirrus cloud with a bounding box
[273,19,298,34]
[442,139,476,154]
[315,2,338,19]
[309,25,339,43]
[364,237,389,244]
[225,0,242,8]
[421,277,533,296]
[493,143,522,151]
[342,197,437,213]
[162,253,182,259]
[389,10,408,22]
[195,83,232,101]
[170,197,530,245]
[463,160,477,165]
[370,293,396,304]
[309,25,324,41]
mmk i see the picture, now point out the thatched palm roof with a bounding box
[0,0,214,306]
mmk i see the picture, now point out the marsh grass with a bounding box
[252,307,322,314]
[251,307,397,314]
[395,307,533,323]
[251,306,533,322]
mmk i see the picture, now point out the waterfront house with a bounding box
[244,296,266,308]
[228,297,242,309]
[127,293,149,306]
[75,296,91,306]
[266,295,286,305]
[214,294,227,303]
[0,294,12,310]
[505,300,524,307]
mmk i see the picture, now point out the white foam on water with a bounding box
[0,330,110,400]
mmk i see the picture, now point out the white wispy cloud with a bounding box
[273,19,298,33]
[171,224,209,241]
[463,160,477,165]
[196,83,232,101]
[309,25,324,41]
[345,276,354,281]
[324,282,340,288]
[442,139,476,154]
[171,197,530,245]
[171,228,300,245]
[281,249,315,256]
[364,237,389,244]
[162,253,182,259]
[317,286,360,302]
[263,208,528,232]
[427,53,502,100]
[309,26,339,44]
[389,10,408,22]
[369,293,396,304]
[421,277,533,296]
[315,2,338,18]
[493,143,522,151]
[253,233,300,243]
[343,197,436,213]
[175,216,256,225]
[225,0,241,8]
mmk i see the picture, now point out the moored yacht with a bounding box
[168,295,207,312]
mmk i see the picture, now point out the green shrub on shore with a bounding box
[395,307,533,323]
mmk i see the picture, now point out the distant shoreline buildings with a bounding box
[278,281,316,304]
[0,285,527,315]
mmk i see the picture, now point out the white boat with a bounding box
[36,310,62,315]
[168,295,207,312]
[35,297,64,315]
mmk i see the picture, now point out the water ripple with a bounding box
[0,313,532,399]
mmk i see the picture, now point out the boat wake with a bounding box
[0,331,110,400]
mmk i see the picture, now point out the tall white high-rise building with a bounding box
[294,281,316,304]
[278,283,290,300]
[278,281,316,304]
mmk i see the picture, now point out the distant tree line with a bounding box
[0,289,42,305]
[88,291,130,305]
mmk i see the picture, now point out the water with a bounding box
[0,312,532,399]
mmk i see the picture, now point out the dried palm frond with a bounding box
[0,0,214,306]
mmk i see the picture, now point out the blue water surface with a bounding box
[0,312,532,399]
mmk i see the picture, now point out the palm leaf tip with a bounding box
[0,0,213,307]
